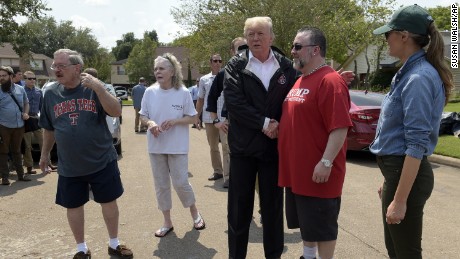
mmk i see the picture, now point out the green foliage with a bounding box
[427,6,450,30]
[124,36,157,84]
[85,48,114,82]
[0,0,49,55]
[370,68,398,90]
[171,0,395,67]
[112,30,159,61]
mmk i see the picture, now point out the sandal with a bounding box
[154,226,174,237]
[193,213,206,230]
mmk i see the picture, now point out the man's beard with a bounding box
[293,58,305,70]
[1,79,12,93]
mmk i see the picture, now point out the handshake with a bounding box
[263,119,279,139]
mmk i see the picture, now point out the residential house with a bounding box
[340,31,459,97]
[110,46,201,89]
[0,43,55,87]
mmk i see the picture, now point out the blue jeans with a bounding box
[376,155,433,259]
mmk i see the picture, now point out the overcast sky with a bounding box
[41,0,451,50]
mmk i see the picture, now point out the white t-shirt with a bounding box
[139,84,197,154]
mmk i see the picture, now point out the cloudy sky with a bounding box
[42,0,450,49]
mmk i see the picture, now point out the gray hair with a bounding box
[154,53,183,89]
[53,49,84,70]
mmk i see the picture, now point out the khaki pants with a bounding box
[205,123,230,178]
[134,108,147,131]
[149,153,196,211]
[23,129,43,168]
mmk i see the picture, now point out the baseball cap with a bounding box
[373,4,434,35]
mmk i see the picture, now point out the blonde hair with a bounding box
[154,53,183,89]
[23,71,35,78]
[243,17,275,40]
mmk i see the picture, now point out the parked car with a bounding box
[347,90,385,151]
[116,89,128,100]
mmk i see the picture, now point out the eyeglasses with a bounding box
[212,60,222,63]
[291,43,318,51]
[25,77,36,80]
[50,63,77,71]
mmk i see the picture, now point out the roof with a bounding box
[0,43,50,60]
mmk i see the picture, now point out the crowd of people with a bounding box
[0,4,452,259]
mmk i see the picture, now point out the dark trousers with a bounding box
[0,125,25,179]
[377,155,434,259]
[228,155,283,259]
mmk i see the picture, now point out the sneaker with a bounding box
[108,245,133,258]
[73,249,91,259]
[26,167,37,174]
[223,179,229,188]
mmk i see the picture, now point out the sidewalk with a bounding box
[429,154,460,168]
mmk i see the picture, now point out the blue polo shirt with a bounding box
[0,84,29,128]
[24,85,43,115]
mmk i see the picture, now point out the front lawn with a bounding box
[434,135,460,159]
[445,101,460,113]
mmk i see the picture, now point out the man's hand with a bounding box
[337,69,355,85]
[214,120,228,134]
[195,117,202,130]
[312,160,331,183]
[39,155,51,175]
[160,119,177,131]
[263,119,279,139]
[80,73,104,90]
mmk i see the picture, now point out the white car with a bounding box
[116,89,128,100]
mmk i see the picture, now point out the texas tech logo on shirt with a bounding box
[53,98,97,124]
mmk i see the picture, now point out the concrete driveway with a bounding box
[0,108,459,258]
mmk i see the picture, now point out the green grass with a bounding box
[434,135,460,159]
[122,99,133,106]
[444,101,460,112]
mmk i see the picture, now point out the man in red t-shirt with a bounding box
[278,27,352,259]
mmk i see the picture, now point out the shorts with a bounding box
[285,188,341,242]
[56,159,124,208]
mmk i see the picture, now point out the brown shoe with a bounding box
[208,173,223,181]
[26,167,37,174]
[108,245,133,258]
[1,178,10,185]
[73,249,91,259]
[17,175,31,182]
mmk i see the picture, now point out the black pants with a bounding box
[377,155,433,259]
[228,155,283,259]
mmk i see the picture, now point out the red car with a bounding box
[347,90,385,151]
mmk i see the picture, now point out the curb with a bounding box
[428,154,460,168]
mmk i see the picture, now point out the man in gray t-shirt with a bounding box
[39,49,133,258]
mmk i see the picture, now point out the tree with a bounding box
[144,30,159,43]
[0,0,49,54]
[171,0,394,69]
[85,48,114,82]
[112,32,139,61]
[124,36,157,83]
[427,6,450,30]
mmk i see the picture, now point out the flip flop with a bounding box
[154,226,174,238]
[193,213,206,230]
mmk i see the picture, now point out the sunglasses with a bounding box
[25,77,36,80]
[291,43,318,51]
[212,60,222,63]
[384,30,403,40]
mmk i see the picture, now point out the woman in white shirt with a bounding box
[140,53,205,237]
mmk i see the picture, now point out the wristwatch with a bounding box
[320,158,333,168]
[212,118,220,124]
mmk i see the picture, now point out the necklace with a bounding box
[304,63,327,77]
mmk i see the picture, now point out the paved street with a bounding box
[1,107,459,258]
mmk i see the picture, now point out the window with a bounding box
[117,66,125,75]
